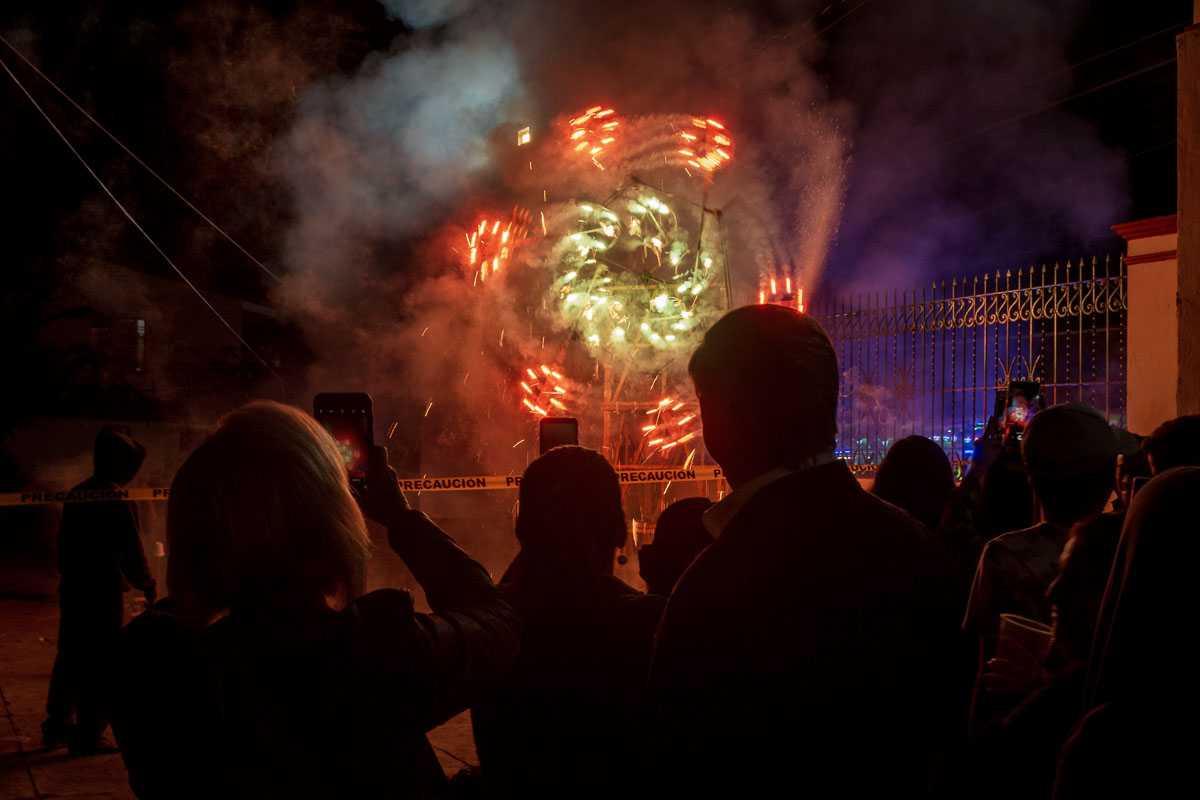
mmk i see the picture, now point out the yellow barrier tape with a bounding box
[0,465,727,507]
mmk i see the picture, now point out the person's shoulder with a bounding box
[859,486,928,533]
[980,524,1048,560]
[352,588,417,622]
[120,607,198,665]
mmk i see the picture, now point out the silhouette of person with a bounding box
[638,496,713,596]
[1145,414,1200,473]
[964,404,1117,673]
[472,446,665,797]
[873,435,955,529]
[44,425,155,755]
[649,305,958,797]
[1053,467,1200,799]
[111,402,519,798]
[973,512,1123,799]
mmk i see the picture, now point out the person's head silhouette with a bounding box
[167,401,370,618]
[94,426,146,486]
[515,445,627,576]
[688,304,838,487]
[873,435,954,529]
[639,497,713,596]
[1146,414,1200,473]
[1022,403,1117,527]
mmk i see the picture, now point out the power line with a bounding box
[816,0,878,36]
[1053,22,1186,77]
[0,33,281,284]
[0,50,277,375]
[955,56,1176,144]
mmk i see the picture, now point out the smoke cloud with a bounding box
[272,0,850,489]
[823,0,1127,294]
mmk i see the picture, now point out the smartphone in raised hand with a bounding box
[538,416,579,455]
[313,393,374,494]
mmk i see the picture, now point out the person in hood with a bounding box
[471,445,666,797]
[44,426,156,755]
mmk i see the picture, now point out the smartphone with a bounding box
[539,416,579,454]
[1003,380,1041,440]
[313,393,374,493]
[1129,475,1150,499]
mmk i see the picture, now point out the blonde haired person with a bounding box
[111,401,519,799]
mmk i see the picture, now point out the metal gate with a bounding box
[810,256,1128,473]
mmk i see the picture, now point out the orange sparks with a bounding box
[523,399,548,416]
[567,104,620,169]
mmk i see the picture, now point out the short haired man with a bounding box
[649,305,956,796]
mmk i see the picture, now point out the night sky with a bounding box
[1,0,1192,421]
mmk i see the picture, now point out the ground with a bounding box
[0,596,478,798]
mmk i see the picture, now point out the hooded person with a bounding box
[44,426,156,754]
[1052,467,1200,799]
[471,446,666,797]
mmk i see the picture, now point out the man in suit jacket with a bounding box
[648,305,957,797]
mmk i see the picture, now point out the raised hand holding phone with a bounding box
[361,445,411,525]
[313,393,374,496]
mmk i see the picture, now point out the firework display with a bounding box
[566,105,620,169]
[463,207,533,285]
[676,117,734,175]
[641,396,701,456]
[554,191,723,367]
[758,269,806,312]
[435,103,773,489]
[519,363,570,418]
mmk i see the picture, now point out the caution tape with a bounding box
[0,465,727,507]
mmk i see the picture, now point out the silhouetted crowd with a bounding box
[44,305,1200,798]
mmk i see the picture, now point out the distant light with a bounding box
[517,126,532,146]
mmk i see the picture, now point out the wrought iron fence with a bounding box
[810,256,1128,474]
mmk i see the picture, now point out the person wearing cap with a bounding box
[963,403,1117,732]
[471,446,665,797]
[44,426,156,755]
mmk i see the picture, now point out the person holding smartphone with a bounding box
[111,401,519,799]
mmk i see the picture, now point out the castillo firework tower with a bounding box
[440,102,745,515]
